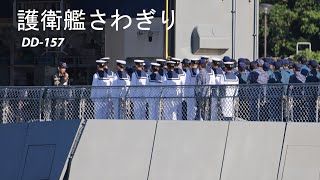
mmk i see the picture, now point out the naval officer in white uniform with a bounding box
[112,60,130,119]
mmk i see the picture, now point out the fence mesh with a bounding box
[0,84,320,123]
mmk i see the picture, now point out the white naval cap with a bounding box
[224,61,234,65]
[190,58,200,64]
[156,59,166,62]
[166,61,176,65]
[134,59,145,63]
[100,57,110,60]
[171,57,182,62]
[201,56,210,59]
[212,57,222,62]
[151,63,161,67]
[116,60,126,65]
[96,59,106,64]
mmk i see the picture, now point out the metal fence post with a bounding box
[316,85,319,123]
[286,85,290,122]
[280,85,284,122]
[159,87,164,121]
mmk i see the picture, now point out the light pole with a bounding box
[260,3,273,57]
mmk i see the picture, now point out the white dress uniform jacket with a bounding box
[130,70,148,120]
[91,70,114,119]
[221,71,239,119]
[147,73,164,120]
[112,70,130,119]
[163,71,182,120]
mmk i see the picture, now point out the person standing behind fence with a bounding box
[298,55,310,74]
[182,59,192,120]
[113,60,130,119]
[186,59,200,120]
[247,60,269,121]
[248,59,269,84]
[306,60,320,83]
[163,61,182,120]
[103,57,115,118]
[157,59,168,76]
[280,59,294,84]
[131,60,148,120]
[289,63,307,122]
[91,59,113,119]
[210,57,222,121]
[172,57,185,120]
[236,62,249,120]
[289,64,306,83]
[147,63,164,120]
[221,61,239,121]
[269,61,283,83]
[263,62,273,79]
[195,59,210,121]
[305,60,319,122]
[53,62,69,86]
[237,62,248,84]
[102,57,114,79]
[51,62,69,120]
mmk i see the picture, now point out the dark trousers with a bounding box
[195,96,210,121]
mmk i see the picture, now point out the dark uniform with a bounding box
[51,62,69,120]
[237,63,248,84]
[288,64,308,121]
[247,60,269,121]
[306,60,320,83]
[195,59,210,121]
[269,62,282,84]
[236,62,248,120]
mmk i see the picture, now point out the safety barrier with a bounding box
[0,84,319,123]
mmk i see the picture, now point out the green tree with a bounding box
[260,0,320,57]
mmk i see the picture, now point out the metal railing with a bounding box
[0,84,319,123]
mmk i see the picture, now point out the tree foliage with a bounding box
[260,0,320,57]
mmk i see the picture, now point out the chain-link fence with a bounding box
[1,84,320,124]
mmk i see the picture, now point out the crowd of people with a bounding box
[53,55,320,121]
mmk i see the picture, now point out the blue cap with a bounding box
[144,61,151,68]
[238,62,246,71]
[59,62,68,68]
[263,62,270,71]
[274,61,282,68]
[282,59,289,66]
[182,58,191,65]
[223,56,231,62]
[199,59,206,66]
[125,66,134,74]
[238,58,245,63]
[309,60,318,67]
[293,63,302,70]
[256,59,264,66]
[301,69,309,76]
[265,57,275,65]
